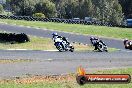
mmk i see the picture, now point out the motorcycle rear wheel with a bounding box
[97,43,104,52]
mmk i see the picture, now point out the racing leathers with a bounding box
[52,35,70,49]
[124,39,132,49]
[90,37,105,50]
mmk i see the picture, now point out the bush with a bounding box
[33,13,45,18]
[0,4,4,14]
[0,33,30,43]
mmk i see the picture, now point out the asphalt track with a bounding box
[0,23,132,78]
[0,23,125,49]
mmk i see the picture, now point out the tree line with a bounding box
[1,0,132,25]
[118,0,132,19]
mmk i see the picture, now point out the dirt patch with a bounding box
[0,59,33,64]
[73,43,93,51]
[0,74,76,84]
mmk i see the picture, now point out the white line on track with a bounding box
[1,49,58,52]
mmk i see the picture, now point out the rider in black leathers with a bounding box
[124,39,132,49]
[90,37,106,50]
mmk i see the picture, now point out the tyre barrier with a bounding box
[0,33,30,43]
[0,15,120,27]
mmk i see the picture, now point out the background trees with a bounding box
[9,0,35,16]
[92,0,123,25]
[8,0,56,17]
[34,0,57,18]
[0,4,4,13]
[118,0,132,18]
[2,0,132,24]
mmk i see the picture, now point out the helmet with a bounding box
[90,37,95,40]
[52,32,58,36]
[124,38,128,41]
[123,39,128,44]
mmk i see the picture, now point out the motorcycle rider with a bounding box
[90,37,99,50]
[124,39,132,45]
[124,39,132,49]
[52,32,70,49]
[90,37,106,50]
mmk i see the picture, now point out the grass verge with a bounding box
[0,34,96,51]
[0,19,132,39]
[0,68,131,88]
[0,59,33,64]
[0,36,55,50]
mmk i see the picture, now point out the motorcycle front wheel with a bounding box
[56,43,65,52]
[97,43,104,52]
[69,46,74,52]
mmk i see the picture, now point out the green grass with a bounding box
[0,59,33,64]
[0,68,132,88]
[0,82,131,88]
[0,35,118,52]
[0,83,61,88]
[0,36,56,50]
[0,34,97,51]
[0,19,132,39]
[0,81,131,88]
[95,68,132,74]
[0,31,118,51]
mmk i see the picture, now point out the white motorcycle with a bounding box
[54,38,74,52]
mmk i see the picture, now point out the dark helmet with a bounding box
[90,37,94,40]
[52,32,58,36]
[90,37,98,40]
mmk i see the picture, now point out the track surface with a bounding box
[0,23,132,78]
[0,23,125,49]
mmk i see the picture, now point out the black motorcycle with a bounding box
[90,38,108,52]
[96,41,108,52]
[124,39,132,50]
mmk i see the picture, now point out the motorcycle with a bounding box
[96,41,108,52]
[90,38,108,52]
[54,38,74,52]
[124,40,132,50]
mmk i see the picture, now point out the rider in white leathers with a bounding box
[52,33,70,49]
